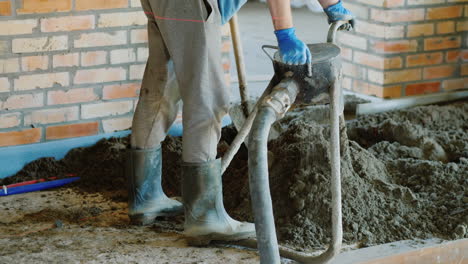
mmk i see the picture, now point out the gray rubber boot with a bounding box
[182,159,255,245]
[127,146,183,225]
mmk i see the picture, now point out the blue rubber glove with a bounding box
[323,0,355,29]
[218,0,247,25]
[275,28,311,66]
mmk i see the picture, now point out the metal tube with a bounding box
[327,21,348,44]
[329,74,343,255]
[248,106,281,264]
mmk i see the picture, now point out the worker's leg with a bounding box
[149,0,255,243]
[131,63,180,148]
[131,15,181,149]
[150,0,229,163]
[127,0,183,225]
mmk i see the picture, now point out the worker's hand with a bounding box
[275,28,311,65]
[323,0,355,30]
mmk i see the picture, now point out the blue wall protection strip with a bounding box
[0,116,232,179]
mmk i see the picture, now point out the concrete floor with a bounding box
[2,188,466,263]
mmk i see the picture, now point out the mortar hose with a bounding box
[248,106,281,264]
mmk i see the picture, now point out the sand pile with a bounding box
[257,102,467,249]
[2,102,466,250]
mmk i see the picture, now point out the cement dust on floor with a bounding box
[0,189,261,264]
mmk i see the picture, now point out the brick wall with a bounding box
[339,0,467,98]
[0,0,232,147]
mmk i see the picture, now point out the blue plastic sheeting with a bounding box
[0,116,232,179]
[0,177,80,196]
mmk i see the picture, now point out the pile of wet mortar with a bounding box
[2,101,467,250]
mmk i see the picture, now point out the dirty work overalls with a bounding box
[132,0,229,163]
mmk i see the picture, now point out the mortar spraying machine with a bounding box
[220,21,352,264]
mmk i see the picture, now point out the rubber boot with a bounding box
[182,159,255,245]
[127,146,183,225]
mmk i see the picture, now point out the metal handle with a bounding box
[327,20,353,44]
[262,45,278,61]
[262,44,312,77]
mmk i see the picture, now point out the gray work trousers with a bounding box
[131,0,230,163]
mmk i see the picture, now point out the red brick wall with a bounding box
[0,0,231,147]
[338,0,467,98]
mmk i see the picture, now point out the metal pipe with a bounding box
[329,75,344,257]
[327,21,348,43]
[229,15,250,117]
